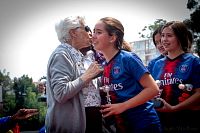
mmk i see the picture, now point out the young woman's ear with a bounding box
[109,34,117,43]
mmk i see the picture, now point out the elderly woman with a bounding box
[45,16,103,133]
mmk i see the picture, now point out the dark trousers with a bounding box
[85,107,102,133]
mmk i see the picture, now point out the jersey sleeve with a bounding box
[125,53,149,81]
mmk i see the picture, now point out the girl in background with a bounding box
[152,21,200,133]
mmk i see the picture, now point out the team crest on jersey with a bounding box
[179,64,189,73]
[113,66,120,75]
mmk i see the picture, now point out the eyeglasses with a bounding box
[84,26,91,33]
[75,26,91,33]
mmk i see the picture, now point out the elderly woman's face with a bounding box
[72,25,92,50]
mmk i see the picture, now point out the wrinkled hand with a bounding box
[100,103,125,117]
[156,98,175,112]
[12,109,39,120]
[81,61,103,82]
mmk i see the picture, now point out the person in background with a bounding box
[93,17,162,133]
[45,16,103,133]
[148,25,167,74]
[37,80,47,102]
[80,28,103,133]
[0,109,38,133]
[152,21,200,133]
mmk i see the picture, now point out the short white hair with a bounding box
[55,16,85,43]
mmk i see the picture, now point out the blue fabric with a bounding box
[0,116,13,132]
[108,51,149,101]
[103,50,161,131]
[152,53,200,105]
[151,53,200,132]
[0,116,10,124]
[148,55,165,74]
[39,125,46,133]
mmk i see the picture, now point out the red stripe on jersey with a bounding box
[161,59,181,103]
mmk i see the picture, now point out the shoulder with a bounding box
[120,50,142,62]
[152,56,167,70]
[52,44,71,55]
[182,53,200,64]
[183,53,198,59]
[148,55,163,65]
[119,50,147,72]
[47,44,76,70]
[0,116,11,123]
[49,44,74,61]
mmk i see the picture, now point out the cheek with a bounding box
[170,38,179,47]
[99,37,108,46]
[99,35,109,43]
[94,38,106,50]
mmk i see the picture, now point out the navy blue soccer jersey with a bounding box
[148,54,165,74]
[102,50,149,102]
[102,50,161,129]
[152,53,200,105]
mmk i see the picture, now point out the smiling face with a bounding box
[160,21,190,55]
[161,26,181,53]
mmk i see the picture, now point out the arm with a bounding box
[101,73,159,116]
[174,88,200,111]
[0,109,38,132]
[122,73,159,111]
[11,109,39,120]
[157,57,200,112]
[49,52,103,103]
[49,52,84,103]
[157,88,200,112]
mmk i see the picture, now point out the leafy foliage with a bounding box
[0,71,47,131]
[187,0,198,10]
[2,93,16,116]
[138,19,167,39]
[0,69,12,89]
[186,0,200,56]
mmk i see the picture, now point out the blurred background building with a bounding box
[130,39,160,65]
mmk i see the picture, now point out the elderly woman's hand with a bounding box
[80,61,103,83]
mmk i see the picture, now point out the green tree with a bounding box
[1,71,46,130]
[138,19,167,39]
[0,69,14,116]
[2,93,16,116]
[24,87,38,108]
[185,0,200,56]
[24,86,47,123]
[12,75,36,110]
[23,87,46,130]
[11,75,46,130]
[0,69,12,88]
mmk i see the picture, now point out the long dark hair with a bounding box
[152,25,163,46]
[161,21,191,52]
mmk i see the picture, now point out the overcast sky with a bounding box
[0,0,191,81]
